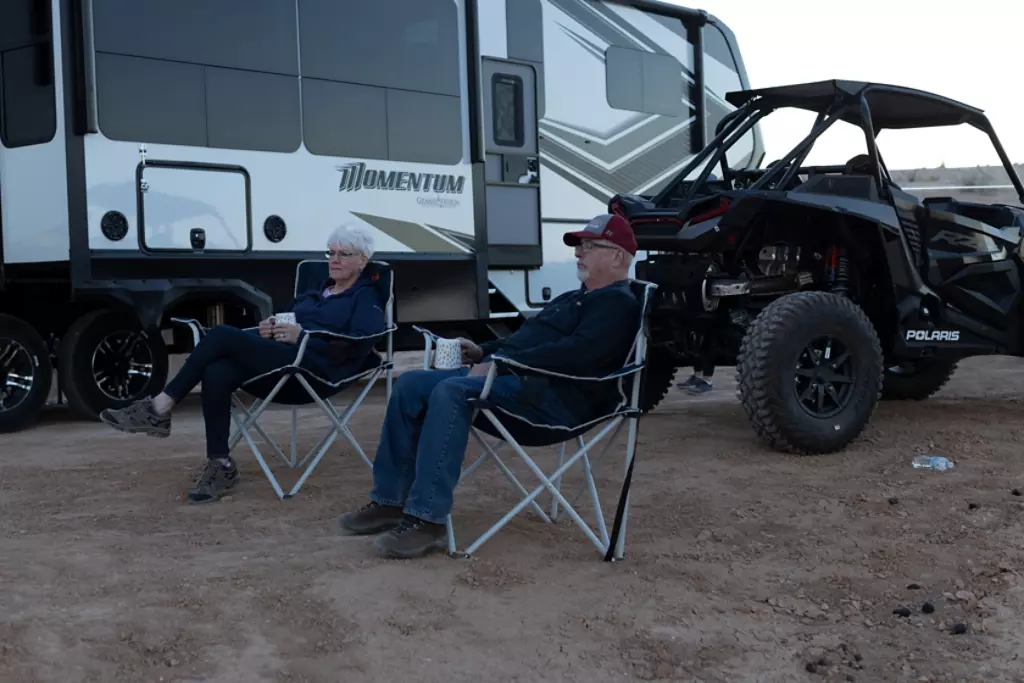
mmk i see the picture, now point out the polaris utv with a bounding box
[614,79,1024,454]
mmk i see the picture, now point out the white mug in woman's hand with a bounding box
[273,312,296,326]
[432,337,464,370]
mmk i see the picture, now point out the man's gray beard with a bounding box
[575,266,588,283]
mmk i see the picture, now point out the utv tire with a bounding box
[736,291,883,455]
[640,347,677,413]
[880,360,957,401]
[58,309,169,420]
[0,314,53,433]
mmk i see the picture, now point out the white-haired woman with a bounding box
[99,224,386,503]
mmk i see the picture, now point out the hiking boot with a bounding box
[99,396,171,438]
[187,459,239,504]
[678,374,713,396]
[373,515,447,559]
[337,501,405,536]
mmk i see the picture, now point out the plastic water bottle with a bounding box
[911,455,954,471]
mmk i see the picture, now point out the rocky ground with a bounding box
[3,355,1024,682]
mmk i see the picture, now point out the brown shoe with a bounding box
[337,501,404,535]
[373,515,447,559]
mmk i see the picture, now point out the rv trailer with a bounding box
[0,0,761,432]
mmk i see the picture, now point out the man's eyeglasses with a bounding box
[575,240,618,253]
[325,249,358,261]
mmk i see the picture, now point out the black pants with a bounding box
[164,325,298,458]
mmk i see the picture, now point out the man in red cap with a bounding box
[336,214,642,559]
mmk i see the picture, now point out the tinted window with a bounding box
[298,0,459,97]
[93,0,300,152]
[92,0,298,75]
[605,46,684,118]
[302,80,389,160]
[298,0,463,165]
[703,25,751,167]
[492,74,524,147]
[0,0,56,148]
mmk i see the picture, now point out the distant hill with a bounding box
[888,164,1023,206]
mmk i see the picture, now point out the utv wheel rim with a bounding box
[793,335,856,419]
[0,339,35,412]
[91,330,155,401]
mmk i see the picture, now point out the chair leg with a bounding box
[550,442,567,520]
[283,372,380,497]
[233,376,293,500]
[289,407,299,468]
[458,413,624,557]
[611,416,640,561]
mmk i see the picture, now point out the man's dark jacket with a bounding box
[477,279,640,423]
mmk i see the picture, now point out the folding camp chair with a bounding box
[414,279,656,561]
[170,260,396,499]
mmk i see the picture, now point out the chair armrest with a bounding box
[303,324,397,342]
[294,325,396,366]
[412,325,443,370]
[169,317,206,348]
[489,354,644,382]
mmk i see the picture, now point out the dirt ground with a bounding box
[3,356,1024,683]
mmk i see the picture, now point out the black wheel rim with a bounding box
[793,335,856,418]
[91,330,154,401]
[0,338,35,412]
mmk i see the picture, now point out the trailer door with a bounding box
[138,161,252,253]
[481,58,541,269]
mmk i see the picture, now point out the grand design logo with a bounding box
[336,162,465,195]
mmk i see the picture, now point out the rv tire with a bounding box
[58,309,169,420]
[0,314,53,433]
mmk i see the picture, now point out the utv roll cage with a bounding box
[653,79,1024,207]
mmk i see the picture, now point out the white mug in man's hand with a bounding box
[432,337,464,370]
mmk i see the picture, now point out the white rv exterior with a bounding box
[0,0,760,432]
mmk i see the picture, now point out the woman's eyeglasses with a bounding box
[325,250,358,261]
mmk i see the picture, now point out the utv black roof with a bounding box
[725,79,985,130]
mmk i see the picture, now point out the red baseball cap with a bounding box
[562,213,637,255]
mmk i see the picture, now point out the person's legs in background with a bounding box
[678,359,714,395]
[678,334,716,396]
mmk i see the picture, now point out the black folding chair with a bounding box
[414,280,657,560]
[171,260,395,499]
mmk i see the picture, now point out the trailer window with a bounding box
[92,0,301,152]
[298,0,463,165]
[703,25,753,168]
[605,46,684,118]
[492,74,524,147]
[0,0,57,148]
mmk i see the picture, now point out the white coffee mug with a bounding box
[273,312,296,326]
[432,337,464,370]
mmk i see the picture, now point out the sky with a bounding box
[671,0,1024,171]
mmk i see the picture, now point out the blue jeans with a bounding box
[370,367,577,524]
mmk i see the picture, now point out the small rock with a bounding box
[922,601,935,614]
[907,583,922,590]
[805,661,818,673]
[888,497,900,505]
[817,656,830,667]
[893,606,912,617]
[697,530,712,542]
[968,502,979,510]
[1013,489,1021,497]
[955,590,976,602]
[951,622,967,635]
